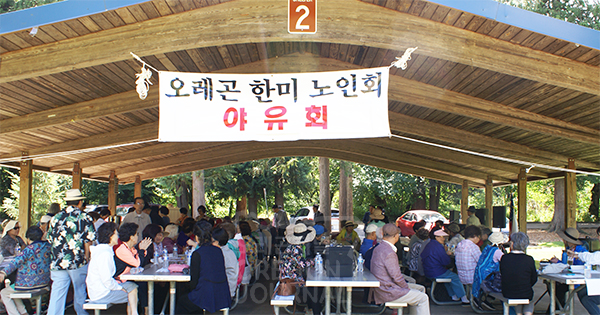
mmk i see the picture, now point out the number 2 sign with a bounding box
[288,0,316,34]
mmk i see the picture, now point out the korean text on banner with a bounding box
[158,67,391,142]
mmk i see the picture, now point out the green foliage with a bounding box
[0,0,63,14]
[1,170,71,223]
[497,0,600,30]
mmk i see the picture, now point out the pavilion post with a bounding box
[72,162,82,190]
[461,180,468,224]
[19,155,32,237]
[134,175,142,198]
[319,157,331,233]
[108,171,118,215]
[485,175,493,228]
[518,168,527,234]
[565,159,577,229]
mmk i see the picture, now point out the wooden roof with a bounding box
[0,0,598,188]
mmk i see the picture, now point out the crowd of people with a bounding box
[2,189,600,315]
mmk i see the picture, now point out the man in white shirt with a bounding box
[121,197,151,238]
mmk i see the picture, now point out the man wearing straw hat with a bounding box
[46,189,96,315]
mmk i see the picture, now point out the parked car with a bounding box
[289,206,340,232]
[396,210,449,236]
[84,204,109,213]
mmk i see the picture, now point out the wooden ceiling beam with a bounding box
[0,90,157,135]
[49,142,227,171]
[388,112,600,169]
[1,0,597,95]
[0,122,158,162]
[0,162,109,182]
[220,54,599,144]
[365,137,549,178]
[99,139,499,183]
[116,144,484,187]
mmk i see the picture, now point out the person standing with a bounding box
[272,205,289,248]
[46,189,96,315]
[121,197,152,238]
[466,206,481,227]
[362,205,375,225]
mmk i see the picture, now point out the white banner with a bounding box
[158,67,391,142]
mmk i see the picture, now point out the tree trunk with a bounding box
[236,195,248,220]
[319,157,331,233]
[548,178,565,233]
[192,170,206,218]
[428,180,440,210]
[247,195,258,219]
[590,183,599,221]
[176,177,190,210]
[275,192,284,209]
[339,161,354,223]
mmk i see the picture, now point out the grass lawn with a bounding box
[528,241,564,269]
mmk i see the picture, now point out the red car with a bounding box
[396,210,449,236]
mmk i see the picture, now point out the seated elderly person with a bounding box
[370,224,429,315]
[0,220,26,258]
[408,227,430,281]
[336,221,361,248]
[0,226,51,315]
[87,222,138,315]
[567,226,600,315]
[455,225,482,285]
[500,232,537,315]
[446,223,464,248]
[472,231,506,310]
[360,224,378,256]
[421,227,469,304]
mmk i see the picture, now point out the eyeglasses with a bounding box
[14,227,20,230]
[135,202,144,205]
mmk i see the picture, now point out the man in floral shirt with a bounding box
[46,189,96,315]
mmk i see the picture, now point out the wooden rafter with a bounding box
[1,0,597,96]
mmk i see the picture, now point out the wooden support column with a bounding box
[72,162,82,190]
[319,157,331,233]
[565,159,577,229]
[19,155,32,237]
[518,168,527,234]
[485,176,493,228]
[108,171,118,215]
[461,180,469,224]
[134,175,142,199]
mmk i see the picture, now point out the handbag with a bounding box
[275,278,300,296]
[481,270,502,294]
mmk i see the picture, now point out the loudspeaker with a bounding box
[493,206,507,228]
[475,208,487,225]
[449,210,460,223]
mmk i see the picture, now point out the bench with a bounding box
[83,302,113,315]
[385,301,408,315]
[9,287,49,315]
[430,278,462,305]
[488,292,530,315]
[271,295,295,315]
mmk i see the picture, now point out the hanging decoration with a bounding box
[390,47,418,70]
[131,52,157,100]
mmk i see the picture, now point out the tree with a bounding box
[497,0,600,30]
[0,0,63,13]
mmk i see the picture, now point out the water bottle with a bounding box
[173,244,178,257]
[186,248,193,266]
[315,253,323,274]
[163,249,169,269]
[585,263,592,278]
[357,253,364,273]
[153,249,160,266]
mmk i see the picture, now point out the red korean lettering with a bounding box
[223,107,247,131]
[264,106,288,130]
[305,105,327,129]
